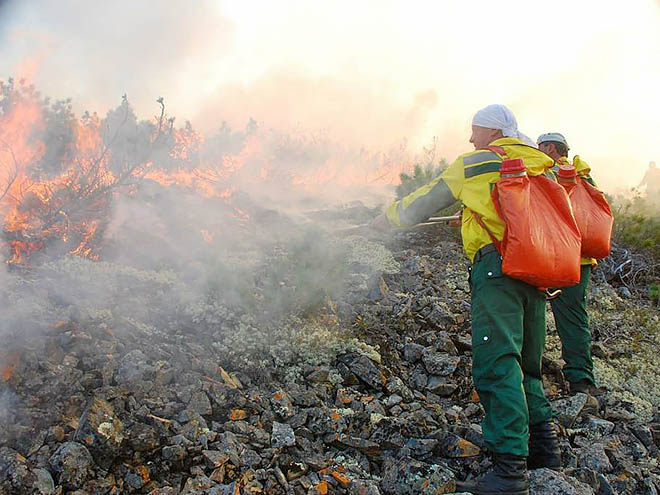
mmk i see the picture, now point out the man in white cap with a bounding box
[538,132,599,397]
[372,105,561,495]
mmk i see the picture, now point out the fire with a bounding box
[0,79,417,265]
[0,350,21,382]
[200,229,213,243]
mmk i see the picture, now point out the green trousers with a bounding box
[470,251,553,456]
[550,265,594,385]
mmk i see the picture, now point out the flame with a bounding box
[0,350,21,382]
[0,79,418,265]
[200,229,213,243]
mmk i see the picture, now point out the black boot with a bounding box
[528,420,562,470]
[455,454,529,495]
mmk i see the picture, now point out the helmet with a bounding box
[537,132,569,150]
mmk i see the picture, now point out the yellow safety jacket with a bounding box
[554,156,595,185]
[554,156,597,266]
[386,137,554,263]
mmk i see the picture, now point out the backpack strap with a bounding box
[485,145,507,158]
[466,145,508,253]
[470,209,502,253]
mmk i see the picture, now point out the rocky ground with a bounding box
[1,202,660,494]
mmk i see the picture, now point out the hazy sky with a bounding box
[1,0,659,191]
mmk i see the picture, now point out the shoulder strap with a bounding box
[466,145,507,253]
[486,145,507,158]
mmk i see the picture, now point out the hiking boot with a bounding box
[455,454,529,495]
[569,380,601,412]
[528,420,562,470]
[569,379,592,395]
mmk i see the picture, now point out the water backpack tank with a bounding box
[474,155,582,288]
[556,165,613,259]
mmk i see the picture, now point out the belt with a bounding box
[473,243,498,264]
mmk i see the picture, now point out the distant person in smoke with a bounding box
[371,104,561,495]
[537,132,599,397]
[639,161,660,202]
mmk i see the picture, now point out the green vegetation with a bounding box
[612,192,660,254]
[395,138,449,200]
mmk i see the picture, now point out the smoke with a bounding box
[1,0,235,117]
[0,82,394,370]
[195,68,438,149]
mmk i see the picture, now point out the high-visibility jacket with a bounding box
[553,156,595,186]
[386,137,554,263]
[553,156,598,266]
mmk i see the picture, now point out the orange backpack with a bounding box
[472,147,582,288]
[556,166,613,259]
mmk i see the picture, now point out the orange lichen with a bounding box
[230,409,248,421]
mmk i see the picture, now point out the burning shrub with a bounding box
[0,79,206,265]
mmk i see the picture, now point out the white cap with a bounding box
[472,104,536,147]
[537,132,569,149]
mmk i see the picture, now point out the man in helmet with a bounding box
[537,132,598,397]
[372,105,561,495]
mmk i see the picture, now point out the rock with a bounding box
[386,376,414,401]
[73,397,124,469]
[606,473,639,494]
[187,391,212,416]
[349,479,382,494]
[49,442,93,490]
[370,418,406,449]
[569,468,600,491]
[271,390,295,419]
[325,433,381,456]
[433,332,459,355]
[115,349,154,385]
[202,449,230,468]
[426,376,458,396]
[529,468,595,494]
[404,438,438,457]
[125,471,144,490]
[630,424,655,447]
[552,393,590,427]
[0,447,36,493]
[271,421,296,448]
[579,415,615,438]
[421,349,460,376]
[409,365,429,390]
[403,343,424,363]
[577,443,613,473]
[434,432,480,458]
[367,274,389,301]
[617,286,632,299]
[640,477,659,495]
[339,353,385,390]
[307,366,332,383]
[181,474,213,494]
[604,403,636,422]
[128,422,161,452]
[162,444,186,461]
[380,457,456,494]
[33,468,56,495]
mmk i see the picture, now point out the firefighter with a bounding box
[537,132,598,396]
[639,161,660,204]
[372,105,561,495]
